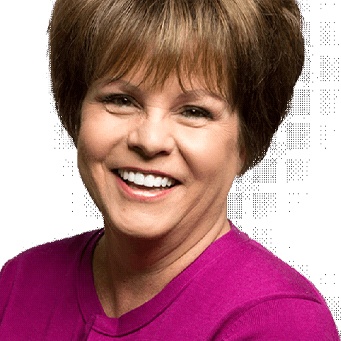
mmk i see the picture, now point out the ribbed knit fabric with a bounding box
[0,223,339,340]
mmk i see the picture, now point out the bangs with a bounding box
[50,0,304,173]
[87,0,231,99]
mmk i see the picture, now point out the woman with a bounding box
[0,0,339,339]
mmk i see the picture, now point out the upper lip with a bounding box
[113,167,180,183]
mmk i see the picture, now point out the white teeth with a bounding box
[161,177,168,187]
[134,172,144,185]
[123,171,129,180]
[144,174,155,188]
[128,171,134,182]
[154,176,162,187]
[117,170,175,188]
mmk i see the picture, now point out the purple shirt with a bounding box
[0,223,339,340]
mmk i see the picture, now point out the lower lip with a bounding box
[115,173,176,201]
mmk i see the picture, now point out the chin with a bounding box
[104,214,175,241]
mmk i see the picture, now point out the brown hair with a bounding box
[49,0,304,174]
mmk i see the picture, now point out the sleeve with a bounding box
[217,297,340,341]
[0,259,16,324]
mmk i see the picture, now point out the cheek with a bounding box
[77,116,123,162]
[179,126,241,180]
[76,121,112,213]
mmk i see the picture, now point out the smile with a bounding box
[117,169,176,188]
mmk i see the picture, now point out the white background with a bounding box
[0,0,340,332]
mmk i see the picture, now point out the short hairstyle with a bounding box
[49,0,304,174]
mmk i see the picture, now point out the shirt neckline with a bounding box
[77,222,249,336]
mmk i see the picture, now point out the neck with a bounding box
[93,216,230,317]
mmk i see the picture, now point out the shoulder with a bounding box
[0,229,101,304]
[1,229,101,275]
[0,230,102,337]
[205,227,319,302]
[216,297,340,340]
[197,226,339,339]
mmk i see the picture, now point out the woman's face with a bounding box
[77,69,243,241]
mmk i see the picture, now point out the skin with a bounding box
[77,69,244,317]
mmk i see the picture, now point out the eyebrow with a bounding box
[177,89,227,103]
[104,78,144,95]
[104,78,228,103]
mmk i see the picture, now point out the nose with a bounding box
[127,110,175,159]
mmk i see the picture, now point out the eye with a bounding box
[181,107,213,120]
[101,94,136,107]
[99,94,141,114]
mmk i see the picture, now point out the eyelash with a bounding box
[101,94,137,108]
[181,107,213,120]
[100,94,214,120]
